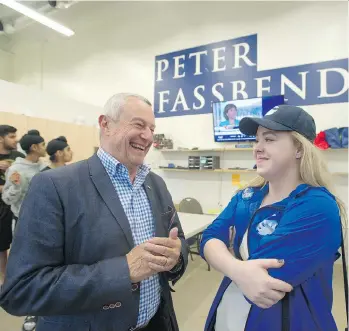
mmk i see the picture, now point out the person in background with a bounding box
[2,130,46,227]
[2,130,46,331]
[0,93,188,331]
[16,143,26,156]
[0,125,24,286]
[201,105,345,331]
[16,129,40,157]
[219,104,239,128]
[42,136,73,171]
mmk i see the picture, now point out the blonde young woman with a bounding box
[200,105,346,331]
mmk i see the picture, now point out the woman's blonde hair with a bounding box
[247,131,347,227]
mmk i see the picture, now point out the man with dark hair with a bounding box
[42,136,73,171]
[0,125,24,286]
[2,130,46,224]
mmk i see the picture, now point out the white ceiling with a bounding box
[0,1,78,51]
[0,1,45,20]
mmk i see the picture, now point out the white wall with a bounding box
[0,49,13,81]
[0,80,102,126]
[5,1,349,211]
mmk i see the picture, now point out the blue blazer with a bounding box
[0,154,188,331]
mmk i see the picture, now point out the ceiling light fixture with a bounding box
[0,0,75,37]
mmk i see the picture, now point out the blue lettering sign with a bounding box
[154,34,348,118]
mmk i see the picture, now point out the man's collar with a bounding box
[97,147,151,176]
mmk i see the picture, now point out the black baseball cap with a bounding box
[239,105,316,142]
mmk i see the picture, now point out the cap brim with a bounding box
[239,117,292,136]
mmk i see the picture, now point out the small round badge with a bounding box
[242,187,254,200]
[256,219,278,236]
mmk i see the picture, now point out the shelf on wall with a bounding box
[321,149,348,152]
[159,148,253,152]
[155,168,348,176]
[157,168,256,173]
[158,148,348,153]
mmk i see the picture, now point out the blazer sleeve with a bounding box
[0,173,132,316]
[199,192,240,259]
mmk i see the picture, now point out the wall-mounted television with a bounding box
[212,95,285,142]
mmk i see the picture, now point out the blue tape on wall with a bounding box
[154,34,348,118]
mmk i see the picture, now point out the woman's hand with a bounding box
[230,259,293,309]
[204,239,292,309]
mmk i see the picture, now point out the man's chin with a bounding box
[133,159,145,167]
[128,156,145,168]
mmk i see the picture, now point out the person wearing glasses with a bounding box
[201,105,345,331]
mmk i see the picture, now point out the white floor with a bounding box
[0,259,347,331]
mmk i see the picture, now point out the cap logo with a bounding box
[265,106,279,116]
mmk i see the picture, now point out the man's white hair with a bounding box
[103,93,152,121]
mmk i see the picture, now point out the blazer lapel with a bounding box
[144,176,167,238]
[87,154,134,248]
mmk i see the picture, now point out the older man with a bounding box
[0,93,188,331]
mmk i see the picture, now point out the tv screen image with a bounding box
[212,95,284,142]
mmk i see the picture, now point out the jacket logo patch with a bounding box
[242,187,254,200]
[256,217,278,236]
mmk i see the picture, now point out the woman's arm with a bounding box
[200,194,240,258]
[200,193,293,309]
[204,238,292,308]
[204,238,241,275]
[249,195,341,287]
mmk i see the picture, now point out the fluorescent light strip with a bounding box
[0,0,75,37]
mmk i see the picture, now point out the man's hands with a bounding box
[126,243,157,283]
[144,227,182,272]
[126,228,182,283]
[231,259,293,309]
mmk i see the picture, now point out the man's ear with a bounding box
[99,115,109,131]
[99,115,107,126]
